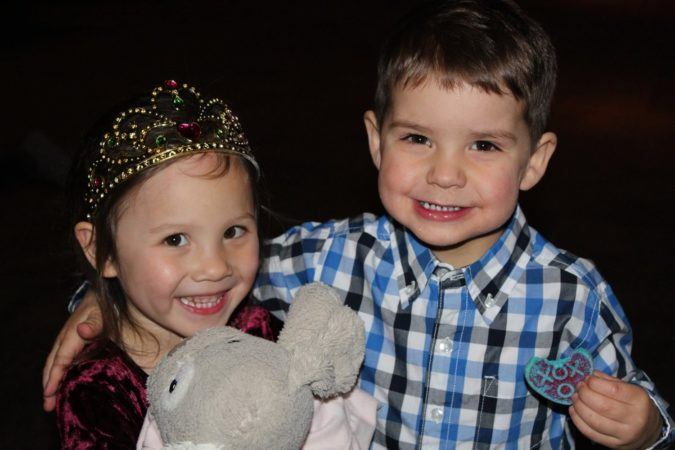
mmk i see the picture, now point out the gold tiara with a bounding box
[84,80,259,220]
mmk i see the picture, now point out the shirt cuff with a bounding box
[645,391,674,450]
[67,280,90,314]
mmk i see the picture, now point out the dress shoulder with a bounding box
[56,339,148,449]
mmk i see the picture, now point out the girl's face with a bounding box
[102,154,259,345]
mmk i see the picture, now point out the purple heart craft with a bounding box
[524,348,593,405]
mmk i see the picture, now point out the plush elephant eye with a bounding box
[161,361,195,411]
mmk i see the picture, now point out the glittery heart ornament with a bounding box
[177,122,201,141]
[524,349,593,405]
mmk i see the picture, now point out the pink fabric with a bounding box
[137,387,378,449]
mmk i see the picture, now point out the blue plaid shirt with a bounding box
[253,205,673,449]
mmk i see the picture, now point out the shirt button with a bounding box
[430,407,444,424]
[403,281,417,296]
[484,293,496,308]
[437,337,453,353]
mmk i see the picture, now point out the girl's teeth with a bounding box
[179,295,223,309]
[420,201,461,212]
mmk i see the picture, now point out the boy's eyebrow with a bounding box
[469,130,518,143]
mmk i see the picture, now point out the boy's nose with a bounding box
[426,150,466,188]
[192,248,232,282]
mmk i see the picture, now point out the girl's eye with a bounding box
[471,140,500,152]
[403,134,432,147]
[164,234,188,247]
[224,226,245,240]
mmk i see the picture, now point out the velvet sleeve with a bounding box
[56,342,148,449]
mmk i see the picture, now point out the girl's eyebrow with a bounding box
[147,213,257,234]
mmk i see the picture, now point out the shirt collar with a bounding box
[386,206,533,319]
[464,205,533,323]
[383,217,436,307]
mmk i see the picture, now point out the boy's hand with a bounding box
[570,371,663,449]
[42,290,103,412]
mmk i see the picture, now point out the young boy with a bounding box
[44,1,672,448]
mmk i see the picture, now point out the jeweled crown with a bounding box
[84,80,259,220]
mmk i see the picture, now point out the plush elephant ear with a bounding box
[277,283,365,399]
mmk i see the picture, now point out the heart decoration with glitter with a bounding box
[524,348,593,405]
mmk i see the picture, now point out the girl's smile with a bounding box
[177,292,228,315]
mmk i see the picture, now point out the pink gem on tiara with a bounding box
[177,122,201,141]
[165,79,179,89]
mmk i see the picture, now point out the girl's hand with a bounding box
[42,290,103,412]
[569,371,663,449]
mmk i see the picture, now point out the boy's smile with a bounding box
[365,78,556,267]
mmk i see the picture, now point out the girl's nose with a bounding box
[426,148,467,188]
[192,248,232,282]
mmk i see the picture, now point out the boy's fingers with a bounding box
[574,380,627,423]
[591,370,615,381]
[569,404,621,448]
[76,315,102,340]
[571,389,626,436]
[584,373,643,406]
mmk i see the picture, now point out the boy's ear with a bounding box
[73,221,118,278]
[520,132,557,191]
[363,110,382,169]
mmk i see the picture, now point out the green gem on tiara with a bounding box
[106,137,116,148]
[216,128,225,138]
[173,95,184,108]
[155,135,167,146]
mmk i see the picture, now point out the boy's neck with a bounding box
[429,225,505,268]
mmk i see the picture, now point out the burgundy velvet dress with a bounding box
[56,304,276,449]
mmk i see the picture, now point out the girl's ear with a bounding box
[73,222,118,278]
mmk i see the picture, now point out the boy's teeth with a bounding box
[420,201,461,212]
[179,295,223,309]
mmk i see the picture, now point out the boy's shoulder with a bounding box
[526,225,609,292]
[270,213,392,242]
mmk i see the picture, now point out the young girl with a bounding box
[57,81,281,447]
[57,81,376,449]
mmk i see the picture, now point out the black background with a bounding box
[2,1,673,447]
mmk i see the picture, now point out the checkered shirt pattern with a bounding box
[253,205,673,449]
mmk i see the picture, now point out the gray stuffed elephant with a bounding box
[144,282,368,449]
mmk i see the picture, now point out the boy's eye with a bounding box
[164,233,188,247]
[403,134,432,147]
[224,226,245,240]
[471,140,500,152]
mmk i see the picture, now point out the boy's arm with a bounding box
[251,220,333,318]
[569,284,673,449]
[42,289,103,412]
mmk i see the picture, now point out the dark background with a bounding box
[2,1,673,448]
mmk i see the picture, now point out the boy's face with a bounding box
[364,78,556,267]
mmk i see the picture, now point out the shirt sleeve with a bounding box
[67,280,91,313]
[585,282,674,448]
[252,220,333,320]
[56,358,147,448]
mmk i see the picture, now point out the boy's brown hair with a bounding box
[374,0,557,142]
